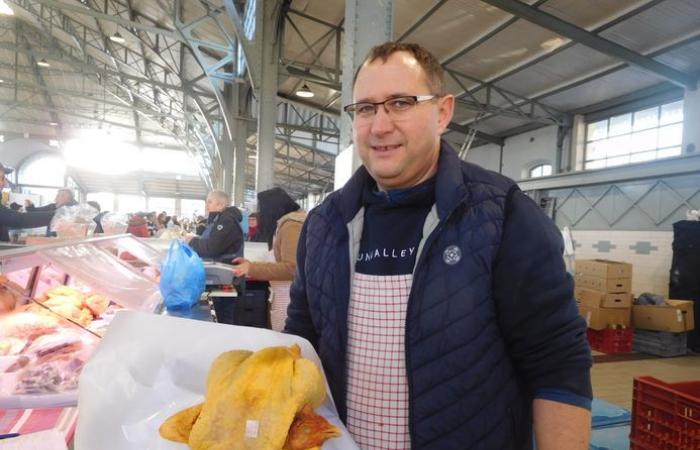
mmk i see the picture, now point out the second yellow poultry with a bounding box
[160,344,340,450]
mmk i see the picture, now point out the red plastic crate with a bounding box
[587,327,633,353]
[630,376,700,450]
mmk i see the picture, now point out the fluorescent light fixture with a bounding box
[295,83,314,98]
[109,32,125,44]
[37,58,50,68]
[0,1,14,15]
[49,122,59,126]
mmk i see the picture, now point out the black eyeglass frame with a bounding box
[343,95,439,119]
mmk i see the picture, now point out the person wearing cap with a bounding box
[0,163,54,241]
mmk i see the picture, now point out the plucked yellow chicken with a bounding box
[159,345,341,450]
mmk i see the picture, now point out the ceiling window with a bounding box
[585,100,684,170]
[529,164,552,178]
[148,197,176,216]
[17,154,66,187]
[181,199,205,219]
[116,194,146,214]
[86,192,115,212]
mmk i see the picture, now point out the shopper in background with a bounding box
[187,190,243,262]
[245,212,265,242]
[194,215,207,236]
[126,213,150,238]
[25,188,78,213]
[231,188,305,331]
[24,188,78,237]
[0,163,54,241]
[86,201,106,234]
[284,42,592,450]
[145,212,158,236]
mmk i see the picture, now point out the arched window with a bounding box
[17,154,66,187]
[529,164,552,178]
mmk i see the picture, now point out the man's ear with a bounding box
[436,94,455,135]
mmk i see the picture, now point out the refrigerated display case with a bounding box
[0,238,163,409]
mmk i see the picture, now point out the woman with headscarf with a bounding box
[231,187,305,331]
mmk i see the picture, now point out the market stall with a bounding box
[0,237,166,444]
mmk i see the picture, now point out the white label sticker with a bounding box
[676,309,683,322]
[245,420,259,438]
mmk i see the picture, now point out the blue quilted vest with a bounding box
[286,141,591,449]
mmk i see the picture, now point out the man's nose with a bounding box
[369,106,394,134]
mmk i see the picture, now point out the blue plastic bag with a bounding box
[159,240,206,311]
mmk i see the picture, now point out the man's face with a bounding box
[352,51,454,190]
[205,194,224,214]
[55,190,72,206]
[248,216,257,228]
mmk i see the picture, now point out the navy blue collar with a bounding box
[335,140,467,223]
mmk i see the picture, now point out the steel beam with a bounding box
[28,0,184,40]
[481,0,697,89]
[446,122,503,145]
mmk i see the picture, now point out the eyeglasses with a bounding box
[343,95,438,121]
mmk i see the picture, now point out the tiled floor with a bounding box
[591,352,700,409]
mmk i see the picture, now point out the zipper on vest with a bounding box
[405,203,462,448]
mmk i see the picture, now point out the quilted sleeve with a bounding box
[283,220,319,348]
[492,188,592,402]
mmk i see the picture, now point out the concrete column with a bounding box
[340,0,394,171]
[253,0,282,193]
[682,87,700,155]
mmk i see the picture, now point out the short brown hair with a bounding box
[353,42,446,96]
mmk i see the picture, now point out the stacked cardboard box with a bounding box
[631,300,695,356]
[575,259,633,331]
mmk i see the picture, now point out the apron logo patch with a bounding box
[443,245,461,265]
[217,224,224,231]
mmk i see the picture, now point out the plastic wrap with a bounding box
[75,311,359,450]
[39,244,161,312]
[50,205,99,239]
[101,212,129,235]
[0,308,99,408]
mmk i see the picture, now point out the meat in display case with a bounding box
[0,237,163,408]
[89,234,163,281]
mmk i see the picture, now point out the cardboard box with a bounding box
[575,274,632,294]
[575,259,633,279]
[578,304,631,330]
[575,288,632,309]
[632,300,695,332]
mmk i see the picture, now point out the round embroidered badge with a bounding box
[443,245,461,265]
[216,224,224,231]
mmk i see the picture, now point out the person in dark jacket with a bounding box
[187,190,243,263]
[86,201,106,234]
[0,163,55,241]
[245,212,265,242]
[284,42,592,450]
[25,188,79,237]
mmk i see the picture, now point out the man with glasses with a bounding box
[0,162,54,241]
[285,42,591,450]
